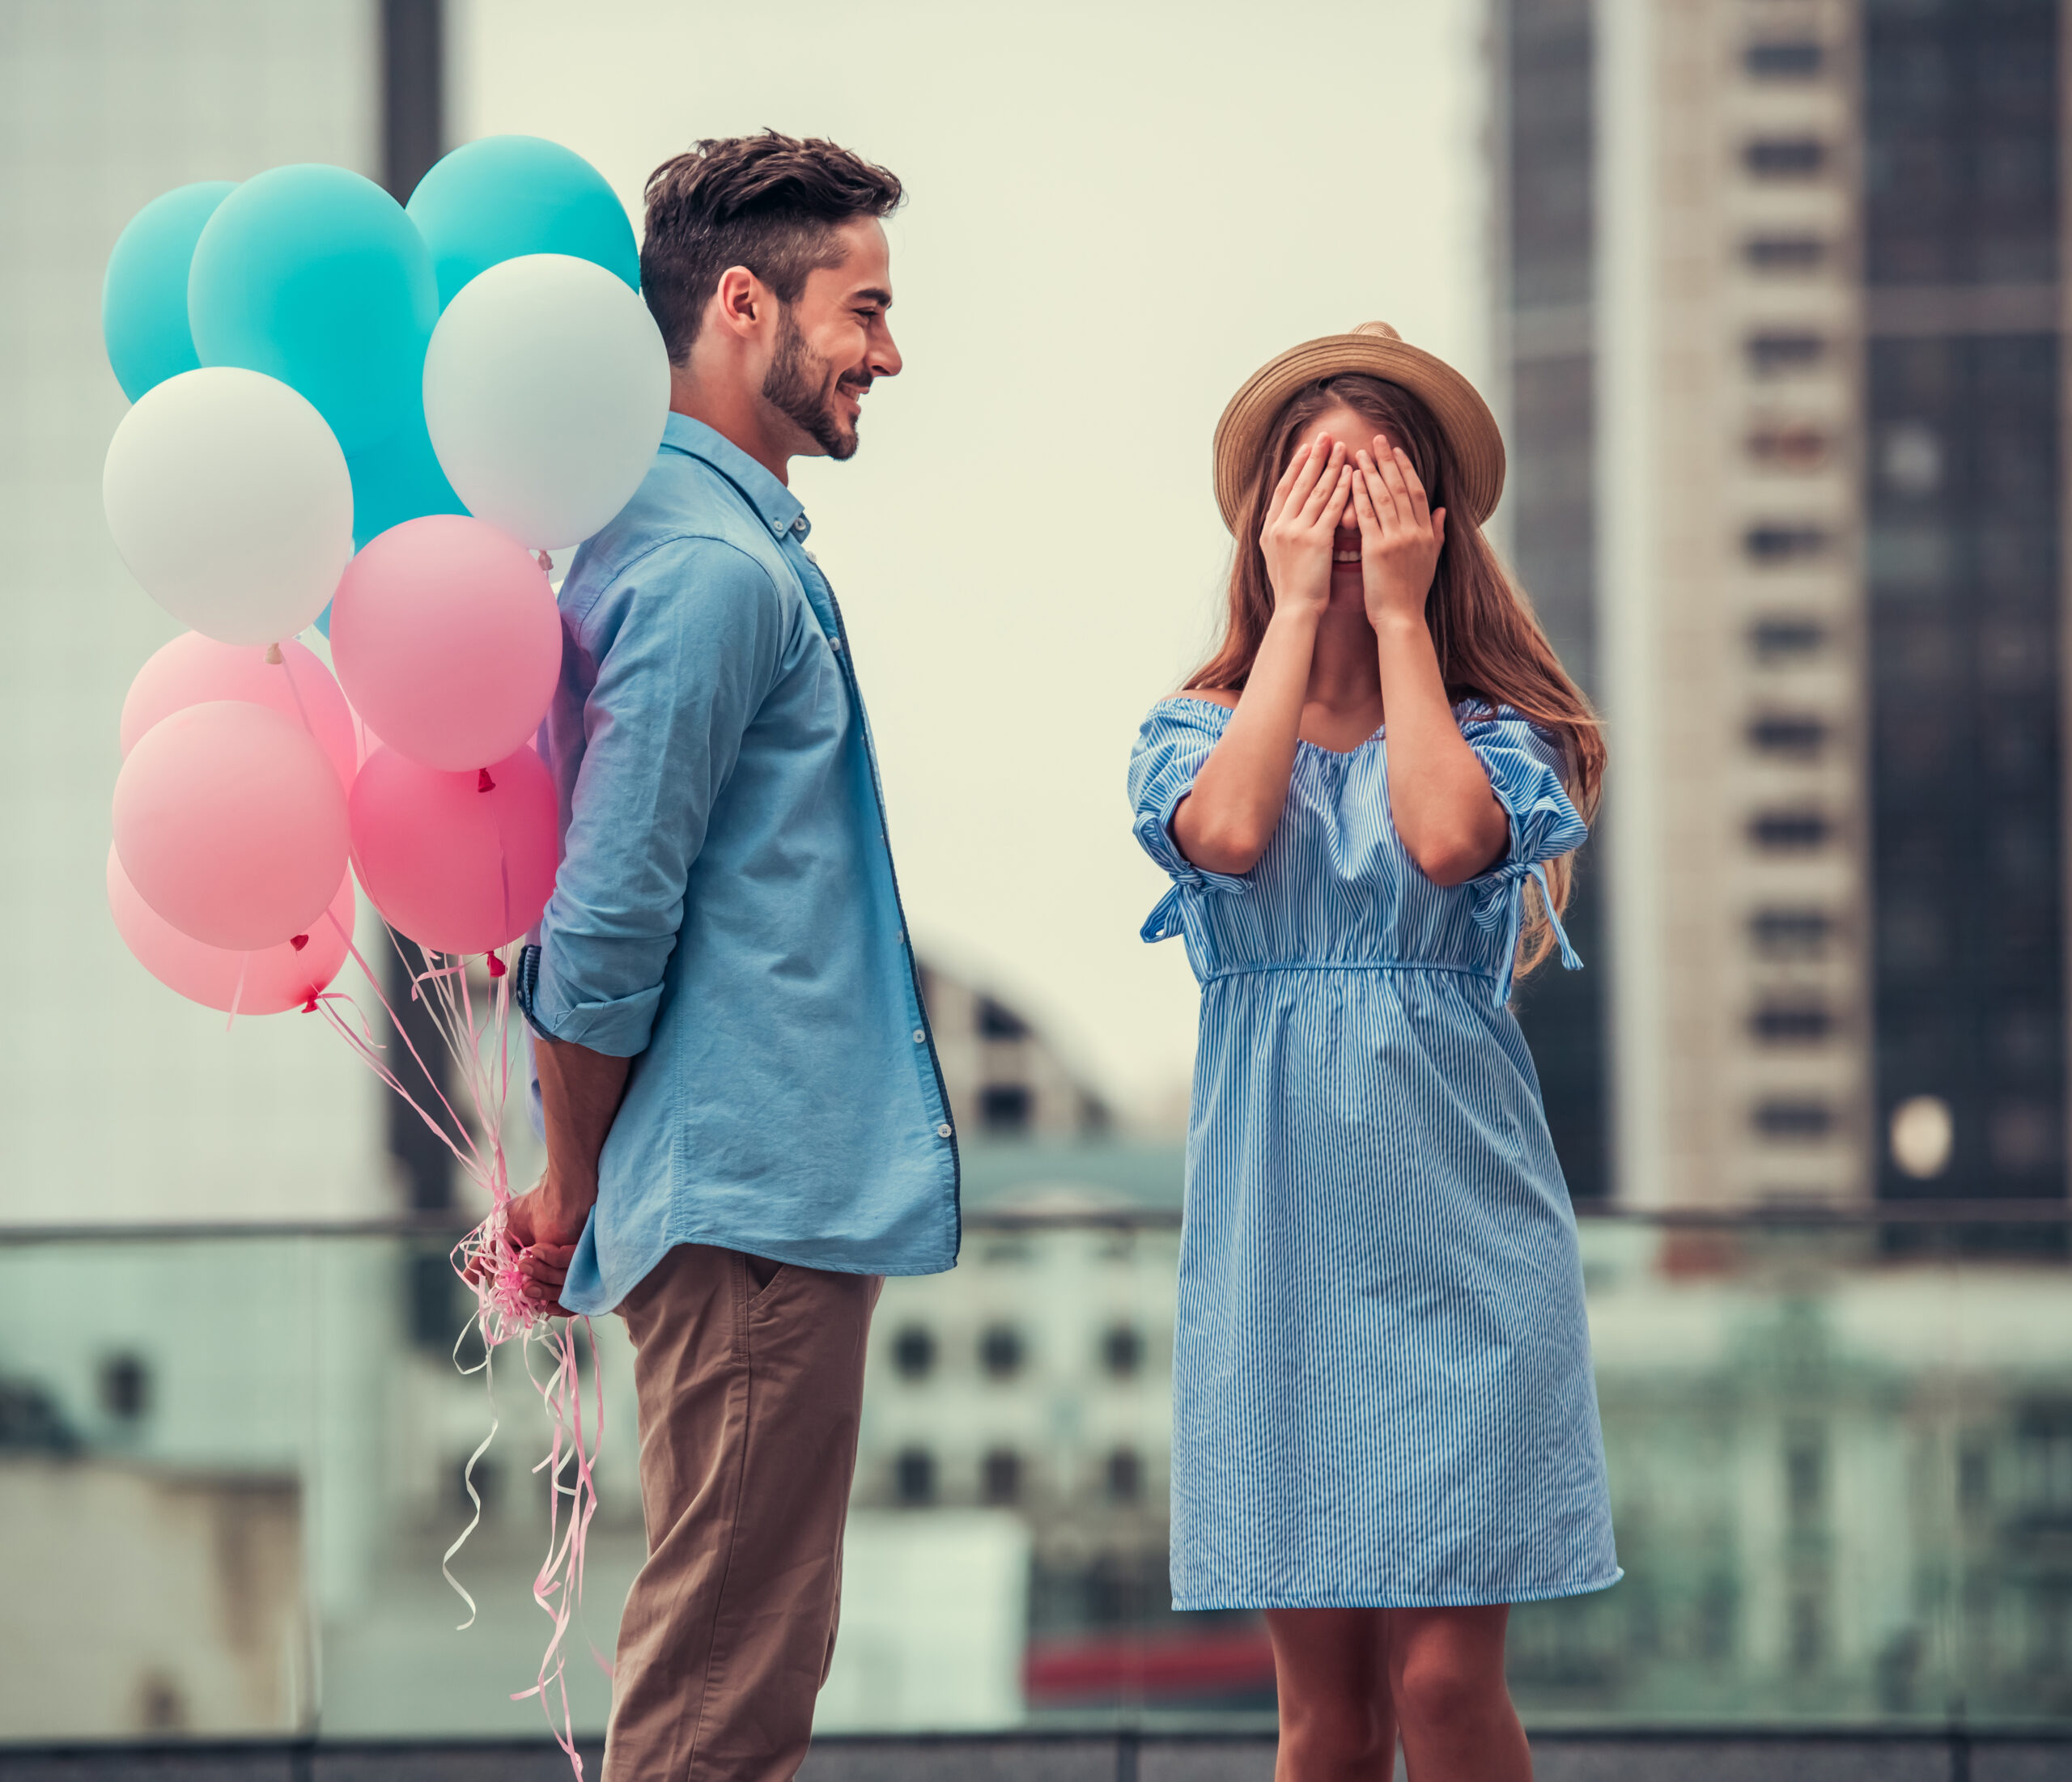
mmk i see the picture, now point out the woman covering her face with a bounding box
[1128,324,1620,1780]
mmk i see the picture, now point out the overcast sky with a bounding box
[453,0,1494,1125]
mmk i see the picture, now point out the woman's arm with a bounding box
[1170,439,1352,875]
[1352,441,1509,886]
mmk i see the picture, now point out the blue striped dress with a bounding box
[1129,696,1620,1610]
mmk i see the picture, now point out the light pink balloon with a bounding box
[120,632,359,788]
[113,700,350,950]
[349,743,558,954]
[329,514,562,771]
[108,846,355,1015]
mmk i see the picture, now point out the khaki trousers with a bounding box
[601,1244,882,1782]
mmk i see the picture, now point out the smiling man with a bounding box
[501,134,959,1780]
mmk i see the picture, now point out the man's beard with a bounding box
[762,312,864,460]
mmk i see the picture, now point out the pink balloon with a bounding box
[350,743,558,954]
[329,514,562,771]
[121,632,359,788]
[108,846,355,1015]
[113,700,350,950]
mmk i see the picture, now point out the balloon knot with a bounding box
[478,768,496,792]
[534,549,554,575]
[290,934,309,952]
[301,994,320,1013]
[487,954,508,979]
[265,642,284,665]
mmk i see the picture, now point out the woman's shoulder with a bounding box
[1148,688,1240,724]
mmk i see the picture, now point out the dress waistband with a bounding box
[1200,960,1501,986]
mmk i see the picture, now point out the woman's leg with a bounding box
[1263,1607,1399,1781]
[1382,1606,1530,1781]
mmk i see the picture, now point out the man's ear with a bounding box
[711,265,769,340]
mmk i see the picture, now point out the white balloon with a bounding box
[103,367,355,646]
[424,252,671,550]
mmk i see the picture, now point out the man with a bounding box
[500,133,959,1780]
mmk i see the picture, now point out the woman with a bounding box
[1129,324,1620,1780]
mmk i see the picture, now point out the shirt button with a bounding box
[792,516,808,534]
[912,1028,926,1043]
[936,1122,953,1139]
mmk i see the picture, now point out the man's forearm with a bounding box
[535,1034,634,1221]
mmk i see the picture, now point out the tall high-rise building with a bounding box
[1497,0,2066,1209]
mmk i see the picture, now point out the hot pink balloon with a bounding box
[120,632,359,788]
[350,743,558,954]
[113,700,350,950]
[108,847,355,1015]
[329,514,562,771]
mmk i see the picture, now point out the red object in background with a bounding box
[1024,1627,1276,1705]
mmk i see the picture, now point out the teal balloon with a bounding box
[346,403,466,550]
[188,163,438,455]
[406,135,639,308]
[102,181,236,401]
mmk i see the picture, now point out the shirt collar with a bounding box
[660,412,810,543]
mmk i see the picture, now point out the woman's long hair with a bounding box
[1188,373,1605,978]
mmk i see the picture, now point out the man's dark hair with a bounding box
[641,132,903,365]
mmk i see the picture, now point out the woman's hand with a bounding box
[1260,438,1354,620]
[1352,439,1446,626]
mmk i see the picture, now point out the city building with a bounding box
[1497,0,2068,1211]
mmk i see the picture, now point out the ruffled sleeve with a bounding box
[1127,699,1252,944]
[1458,705,1588,1004]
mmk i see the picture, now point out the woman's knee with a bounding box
[1391,1642,1505,1736]
[1280,1695,1389,1767]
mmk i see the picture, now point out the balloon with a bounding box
[350,745,558,954]
[346,402,466,549]
[423,252,669,549]
[329,515,562,771]
[103,181,236,402]
[113,701,350,951]
[108,847,355,1016]
[121,633,359,789]
[406,136,640,309]
[188,163,438,455]
[102,367,354,645]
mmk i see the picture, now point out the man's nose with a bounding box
[870,320,902,380]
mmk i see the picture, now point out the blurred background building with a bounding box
[1500,0,2070,1216]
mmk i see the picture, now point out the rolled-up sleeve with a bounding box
[523,537,784,1055]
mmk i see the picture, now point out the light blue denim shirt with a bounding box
[515,414,960,1313]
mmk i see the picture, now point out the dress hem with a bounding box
[1171,1566,1624,1613]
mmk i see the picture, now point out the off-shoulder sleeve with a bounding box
[1458,704,1588,1003]
[1126,699,1250,944]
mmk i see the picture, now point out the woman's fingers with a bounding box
[1285,439,1328,519]
[1298,444,1349,524]
[1349,468,1381,537]
[1356,450,1401,530]
[1433,507,1447,545]
[1391,444,1433,528]
[1264,439,1313,529]
[1321,463,1354,532]
[1374,448,1417,528]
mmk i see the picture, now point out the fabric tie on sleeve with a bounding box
[1136,808,1252,944]
[1471,860,1582,1008]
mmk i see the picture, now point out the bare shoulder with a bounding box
[1166,686,1240,711]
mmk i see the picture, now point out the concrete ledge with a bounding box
[2,1730,2067,1782]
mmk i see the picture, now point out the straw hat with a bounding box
[1211,322,1505,533]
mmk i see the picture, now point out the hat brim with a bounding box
[1212,333,1506,533]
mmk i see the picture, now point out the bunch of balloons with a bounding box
[100,137,671,1013]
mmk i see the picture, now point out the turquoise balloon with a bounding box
[346,403,466,550]
[188,163,438,455]
[406,135,640,308]
[102,181,236,401]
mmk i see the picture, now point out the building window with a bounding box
[1890,1095,1954,1179]
[1754,1098,1836,1141]
[1106,1447,1144,1504]
[1744,524,1832,563]
[1747,714,1830,759]
[1102,1324,1144,1379]
[1751,908,1835,959]
[979,1083,1033,1135]
[1751,999,1836,1045]
[894,1447,936,1506]
[979,1322,1025,1381]
[976,996,1029,1041]
[982,1447,1022,1505]
[1743,40,1827,79]
[1749,809,1833,851]
[1746,333,1829,376]
[1746,422,1832,470]
[1743,235,1830,274]
[1749,617,1828,664]
[891,1323,936,1381]
[1743,137,1829,178]
[99,1354,151,1422]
